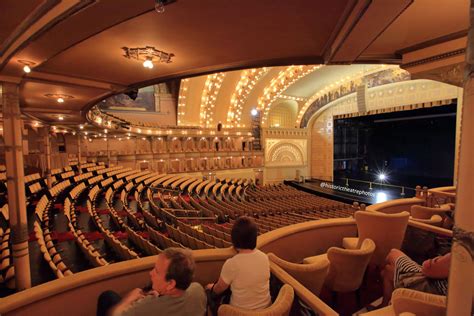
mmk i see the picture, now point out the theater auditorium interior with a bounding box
[0,0,473,315]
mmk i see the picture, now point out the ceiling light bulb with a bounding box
[143,59,153,69]
[57,97,64,103]
[79,125,84,129]
[154,0,165,13]
[58,116,64,120]
[23,65,31,73]
[251,108,258,116]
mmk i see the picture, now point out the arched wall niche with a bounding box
[267,100,298,128]
[307,79,463,181]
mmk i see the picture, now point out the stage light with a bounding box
[376,192,388,203]
[378,173,386,181]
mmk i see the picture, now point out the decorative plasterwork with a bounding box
[259,65,322,127]
[265,138,307,167]
[226,68,268,128]
[122,46,174,65]
[200,72,225,127]
[410,62,464,87]
[298,66,410,127]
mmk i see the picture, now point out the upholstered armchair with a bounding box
[360,288,447,316]
[268,252,329,296]
[217,284,294,316]
[410,204,451,220]
[303,238,375,295]
[343,211,409,266]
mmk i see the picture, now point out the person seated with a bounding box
[206,216,271,311]
[380,249,450,307]
[97,247,207,316]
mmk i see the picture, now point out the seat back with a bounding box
[268,253,329,296]
[355,211,409,266]
[218,284,294,316]
[410,205,451,219]
[410,215,443,227]
[391,288,446,316]
[326,238,375,293]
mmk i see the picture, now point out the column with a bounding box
[447,2,474,315]
[106,138,111,166]
[1,82,31,289]
[40,127,53,188]
[77,134,82,173]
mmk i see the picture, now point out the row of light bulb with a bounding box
[227,68,268,127]
[259,65,321,126]
[200,73,225,127]
[177,79,189,125]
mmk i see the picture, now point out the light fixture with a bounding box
[154,0,165,13]
[143,57,154,69]
[45,93,73,103]
[378,173,386,181]
[251,108,258,116]
[18,60,36,73]
[376,192,388,203]
[122,46,174,69]
[58,115,64,121]
[79,125,84,129]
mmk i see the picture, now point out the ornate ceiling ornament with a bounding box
[122,46,174,69]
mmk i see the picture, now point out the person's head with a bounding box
[149,247,195,295]
[231,216,258,250]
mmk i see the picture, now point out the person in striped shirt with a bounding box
[380,249,451,307]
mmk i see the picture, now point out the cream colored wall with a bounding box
[309,79,462,181]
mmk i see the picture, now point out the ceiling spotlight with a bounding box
[251,108,258,116]
[57,97,64,103]
[143,58,154,69]
[154,0,165,13]
[58,115,64,121]
[79,125,84,129]
[23,65,31,73]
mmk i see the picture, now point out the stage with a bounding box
[286,178,416,205]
